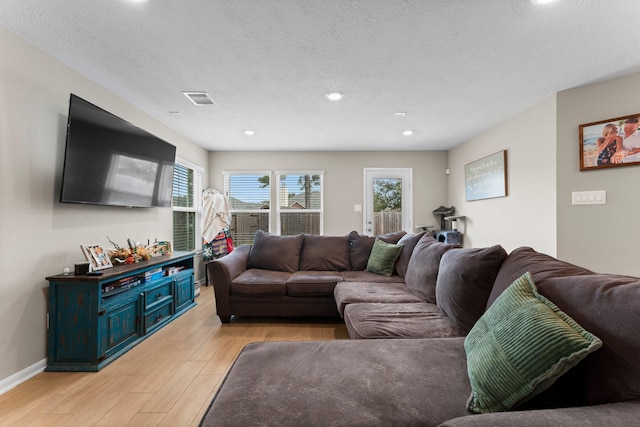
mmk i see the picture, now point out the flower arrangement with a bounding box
[107,236,152,264]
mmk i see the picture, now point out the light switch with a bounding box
[354,204,362,212]
[572,190,606,205]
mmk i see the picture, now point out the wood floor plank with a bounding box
[140,360,206,413]
[0,286,348,427]
[157,374,222,427]
[93,392,155,427]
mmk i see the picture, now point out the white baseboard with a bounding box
[0,358,47,395]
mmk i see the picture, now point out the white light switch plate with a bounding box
[572,190,606,205]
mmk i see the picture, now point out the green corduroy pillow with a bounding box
[464,272,602,414]
[365,238,403,276]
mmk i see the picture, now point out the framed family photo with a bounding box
[81,243,113,270]
[579,113,640,171]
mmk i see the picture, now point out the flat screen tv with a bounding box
[60,94,176,208]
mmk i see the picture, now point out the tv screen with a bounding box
[60,94,176,208]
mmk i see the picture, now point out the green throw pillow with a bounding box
[365,239,403,276]
[464,272,602,414]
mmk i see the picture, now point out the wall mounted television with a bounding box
[60,94,176,208]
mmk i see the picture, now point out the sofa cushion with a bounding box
[344,302,465,340]
[486,246,593,310]
[394,231,426,278]
[464,272,602,414]
[531,272,640,407]
[341,270,404,283]
[200,338,472,427]
[436,245,507,333]
[286,271,344,296]
[348,230,406,271]
[230,269,290,296]
[404,235,459,303]
[299,234,350,271]
[247,230,303,273]
[366,239,403,276]
[487,247,640,408]
[334,281,423,316]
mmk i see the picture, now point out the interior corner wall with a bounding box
[207,150,449,236]
[447,95,557,255]
[556,71,640,276]
[0,27,207,386]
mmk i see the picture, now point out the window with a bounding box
[276,172,323,235]
[224,172,271,245]
[172,158,203,252]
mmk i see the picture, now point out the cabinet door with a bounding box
[49,283,100,366]
[103,296,141,358]
[174,271,194,312]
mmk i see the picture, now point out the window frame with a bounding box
[275,170,324,235]
[172,157,204,253]
[223,171,272,244]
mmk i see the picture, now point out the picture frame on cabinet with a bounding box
[579,113,640,170]
[81,243,113,270]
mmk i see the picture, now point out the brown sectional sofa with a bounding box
[208,229,417,323]
[201,232,640,426]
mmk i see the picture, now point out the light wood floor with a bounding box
[0,286,348,427]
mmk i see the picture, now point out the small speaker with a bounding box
[432,230,462,245]
[74,262,90,275]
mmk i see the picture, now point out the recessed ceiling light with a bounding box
[530,0,555,4]
[325,91,344,101]
[244,130,255,136]
[402,130,414,136]
[394,112,407,117]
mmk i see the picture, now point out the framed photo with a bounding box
[579,114,640,170]
[81,244,113,271]
[150,240,172,255]
[465,150,508,201]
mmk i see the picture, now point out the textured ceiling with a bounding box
[2,0,640,151]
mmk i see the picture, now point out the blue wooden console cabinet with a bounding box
[46,252,196,372]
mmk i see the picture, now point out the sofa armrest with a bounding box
[438,400,640,427]
[207,244,251,323]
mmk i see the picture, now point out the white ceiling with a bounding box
[2,0,640,152]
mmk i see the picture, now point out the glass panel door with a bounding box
[363,168,412,235]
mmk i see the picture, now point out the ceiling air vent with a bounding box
[183,91,215,106]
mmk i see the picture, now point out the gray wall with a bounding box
[557,72,640,276]
[208,151,449,236]
[0,28,208,386]
[448,95,558,255]
[448,70,640,277]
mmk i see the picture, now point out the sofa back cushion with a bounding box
[436,245,507,333]
[348,230,406,271]
[247,230,303,273]
[534,272,640,407]
[299,234,350,271]
[486,246,592,310]
[404,235,459,303]
[394,231,427,278]
[489,247,640,408]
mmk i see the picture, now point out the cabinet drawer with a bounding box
[144,300,173,334]
[145,281,172,310]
